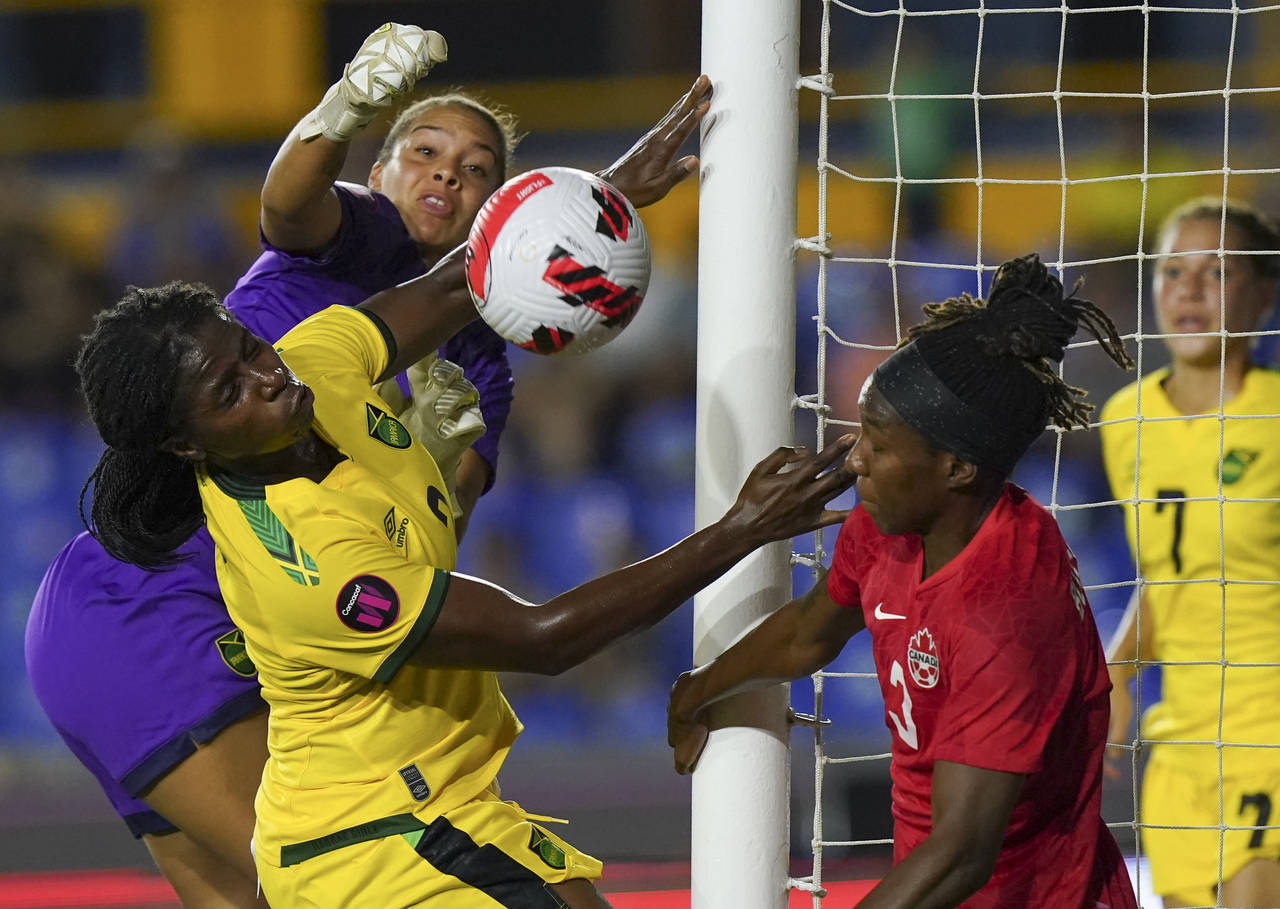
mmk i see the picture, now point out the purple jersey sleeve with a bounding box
[24,530,264,837]
[226,181,512,486]
[225,183,424,343]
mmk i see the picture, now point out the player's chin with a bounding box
[861,501,899,535]
[275,405,313,447]
[1167,336,1222,366]
[408,217,464,255]
[855,481,874,511]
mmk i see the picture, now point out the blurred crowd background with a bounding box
[3,0,1280,876]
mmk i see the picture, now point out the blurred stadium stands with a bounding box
[2,0,1277,876]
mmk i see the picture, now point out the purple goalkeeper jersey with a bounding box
[25,530,264,836]
[225,181,512,489]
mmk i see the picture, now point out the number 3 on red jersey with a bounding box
[888,659,919,749]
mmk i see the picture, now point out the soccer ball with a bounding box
[464,166,651,355]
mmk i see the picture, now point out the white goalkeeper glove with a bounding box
[376,355,485,515]
[299,23,448,143]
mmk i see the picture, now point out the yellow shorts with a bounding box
[257,790,602,909]
[1141,747,1280,905]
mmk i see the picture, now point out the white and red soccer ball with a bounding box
[464,166,651,355]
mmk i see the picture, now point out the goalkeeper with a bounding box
[225,22,712,538]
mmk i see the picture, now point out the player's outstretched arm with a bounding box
[358,245,477,377]
[667,577,866,774]
[407,437,858,674]
[260,23,447,255]
[598,74,712,209]
[854,760,1024,909]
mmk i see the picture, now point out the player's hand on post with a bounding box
[668,671,710,775]
[299,23,448,143]
[719,435,857,549]
[597,74,713,209]
[381,355,486,515]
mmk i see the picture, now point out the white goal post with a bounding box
[692,1,802,907]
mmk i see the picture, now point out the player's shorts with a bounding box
[258,788,602,908]
[1141,747,1280,905]
[26,530,265,837]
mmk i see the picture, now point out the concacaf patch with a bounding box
[906,628,940,689]
[528,827,567,870]
[336,575,400,633]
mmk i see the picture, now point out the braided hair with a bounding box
[76,282,226,568]
[876,252,1133,476]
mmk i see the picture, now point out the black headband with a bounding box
[871,343,1040,476]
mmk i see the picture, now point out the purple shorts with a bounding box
[25,530,264,836]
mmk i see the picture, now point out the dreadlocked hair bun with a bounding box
[903,252,1133,436]
[75,282,226,568]
[982,253,1079,362]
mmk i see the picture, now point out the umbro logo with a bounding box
[874,602,906,621]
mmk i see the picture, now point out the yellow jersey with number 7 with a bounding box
[1100,366,1280,772]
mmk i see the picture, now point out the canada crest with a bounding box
[906,628,940,689]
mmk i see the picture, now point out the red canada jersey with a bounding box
[826,484,1135,909]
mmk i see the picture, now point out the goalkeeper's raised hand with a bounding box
[299,23,448,143]
[377,355,485,536]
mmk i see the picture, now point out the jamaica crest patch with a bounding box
[215,629,257,678]
[528,827,567,870]
[366,402,412,449]
[1221,448,1260,484]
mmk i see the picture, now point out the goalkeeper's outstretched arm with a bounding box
[260,23,447,255]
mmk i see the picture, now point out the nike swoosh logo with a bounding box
[873,602,906,620]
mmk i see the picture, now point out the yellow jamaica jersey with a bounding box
[1100,366,1280,771]
[196,305,520,867]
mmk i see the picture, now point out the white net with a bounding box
[795,0,1280,905]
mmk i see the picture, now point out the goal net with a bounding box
[787,0,1280,906]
